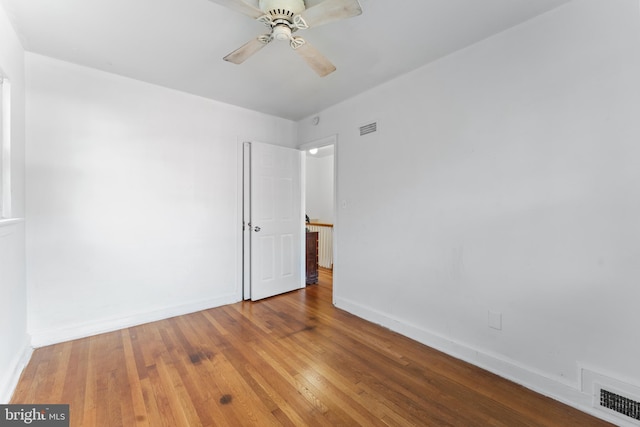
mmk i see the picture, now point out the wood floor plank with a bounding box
[121,329,150,426]
[11,269,613,426]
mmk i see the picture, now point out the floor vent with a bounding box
[600,388,640,421]
[359,122,377,136]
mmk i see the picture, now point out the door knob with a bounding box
[253,226,261,232]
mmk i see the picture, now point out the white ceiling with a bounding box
[1,0,570,120]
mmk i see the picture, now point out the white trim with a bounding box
[30,294,239,347]
[332,136,338,305]
[0,338,32,404]
[237,138,246,301]
[334,295,625,426]
[0,217,23,229]
[1,76,11,219]
[299,148,307,289]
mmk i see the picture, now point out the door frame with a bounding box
[241,142,251,300]
[298,134,338,304]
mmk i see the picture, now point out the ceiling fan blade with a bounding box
[207,0,264,19]
[293,40,336,77]
[224,36,271,64]
[298,0,362,28]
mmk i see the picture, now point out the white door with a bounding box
[248,142,304,301]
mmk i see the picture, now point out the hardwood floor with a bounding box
[12,268,612,426]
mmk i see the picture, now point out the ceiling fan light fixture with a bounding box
[273,24,292,41]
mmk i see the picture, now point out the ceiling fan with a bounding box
[210,0,363,77]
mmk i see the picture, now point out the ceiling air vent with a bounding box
[359,121,378,136]
[599,388,640,422]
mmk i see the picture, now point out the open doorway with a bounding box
[301,135,336,297]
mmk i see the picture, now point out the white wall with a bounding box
[0,1,30,403]
[26,54,297,346]
[305,153,334,223]
[298,0,640,423]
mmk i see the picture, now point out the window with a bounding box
[0,74,10,219]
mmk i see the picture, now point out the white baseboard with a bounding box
[335,296,627,426]
[30,294,239,348]
[0,337,33,404]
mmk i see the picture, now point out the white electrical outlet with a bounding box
[488,311,502,330]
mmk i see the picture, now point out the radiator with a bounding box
[307,224,333,269]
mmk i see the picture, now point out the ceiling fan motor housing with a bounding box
[259,0,305,19]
